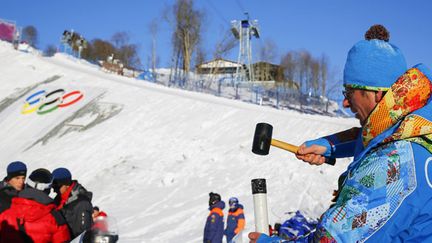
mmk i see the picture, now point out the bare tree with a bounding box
[320,54,329,97]
[280,49,334,111]
[110,32,141,69]
[311,59,320,96]
[214,28,237,59]
[280,51,298,89]
[298,50,312,95]
[165,0,204,78]
[80,42,92,60]
[111,32,129,49]
[22,25,38,47]
[258,39,277,63]
[89,39,116,62]
[200,27,238,79]
[120,44,141,69]
[194,45,206,68]
[325,77,342,112]
[258,39,278,82]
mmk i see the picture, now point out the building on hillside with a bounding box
[251,61,284,82]
[196,58,242,75]
[196,59,300,89]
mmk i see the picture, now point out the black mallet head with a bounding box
[252,123,273,155]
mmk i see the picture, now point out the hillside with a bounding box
[0,41,357,242]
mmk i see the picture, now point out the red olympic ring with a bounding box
[21,89,84,115]
[58,91,84,107]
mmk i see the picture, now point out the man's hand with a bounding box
[248,232,281,242]
[248,232,261,243]
[296,143,328,165]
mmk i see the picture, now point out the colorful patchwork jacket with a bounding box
[258,64,432,242]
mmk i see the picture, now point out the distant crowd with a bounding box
[0,161,109,243]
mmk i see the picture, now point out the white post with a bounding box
[251,178,269,235]
[78,46,83,59]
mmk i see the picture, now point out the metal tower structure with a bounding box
[231,13,260,83]
[61,29,88,58]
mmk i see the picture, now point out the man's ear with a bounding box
[375,91,385,102]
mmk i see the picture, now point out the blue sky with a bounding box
[2,0,432,84]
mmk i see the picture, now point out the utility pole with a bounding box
[231,12,260,83]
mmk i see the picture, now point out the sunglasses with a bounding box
[342,88,355,100]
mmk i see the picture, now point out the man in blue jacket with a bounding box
[204,192,225,243]
[250,25,432,242]
[225,197,245,243]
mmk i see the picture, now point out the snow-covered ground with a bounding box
[0,41,358,242]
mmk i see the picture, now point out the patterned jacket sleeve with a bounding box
[316,141,417,242]
[323,127,360,158]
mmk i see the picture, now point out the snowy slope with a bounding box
[0,41,358,242]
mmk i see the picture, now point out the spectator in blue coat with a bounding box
[250,25,432,242]
[225,197,245,243]
[204,192,225,243]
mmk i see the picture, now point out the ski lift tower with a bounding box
[231,13,260,83]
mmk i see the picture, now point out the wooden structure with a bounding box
[196,58,241,75]
[252,62,284,82]
[100,54,124,75]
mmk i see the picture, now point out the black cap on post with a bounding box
[252,123,273,155]
[251,178,267,194]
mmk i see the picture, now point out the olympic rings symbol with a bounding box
[21,89,84,115]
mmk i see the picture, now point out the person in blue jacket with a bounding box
[250,24,432,242]
[225,197,245,243]
[204,192,225,243]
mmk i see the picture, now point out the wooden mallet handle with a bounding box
[270,139,299,153]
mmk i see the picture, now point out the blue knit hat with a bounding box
[343,39,407,91]
[52,167,72,186]
[6,161,27,180]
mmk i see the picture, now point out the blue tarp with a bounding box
[278,211,318,240]
[137,70,155,82]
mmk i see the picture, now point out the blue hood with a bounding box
[209,200,225,210]
[229,203,244,212]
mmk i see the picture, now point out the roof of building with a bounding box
[197,58,242,69]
